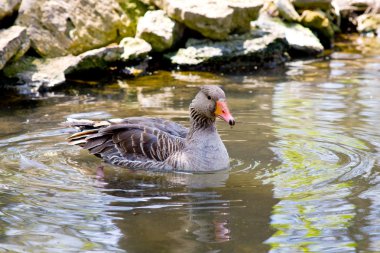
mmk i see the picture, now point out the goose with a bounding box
[65,85,235,172]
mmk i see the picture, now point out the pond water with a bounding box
[0,35,380,252]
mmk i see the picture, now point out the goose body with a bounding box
[65,85,235,172]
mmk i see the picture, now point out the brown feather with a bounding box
[89,139,114,155]
[83,136,110,150]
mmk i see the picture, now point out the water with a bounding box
[0,35,379,252]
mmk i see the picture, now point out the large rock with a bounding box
[253,14,324,55]
[15,0,147,57]
[0,26,30,70]
[275,0,300,22]
[227,0,265,34]
[3,56,78,89]
[119,37,152,60]
[148,0,264,40]
[3,38,152,89]
[167,29,288,71]
[0,0,21,21]
[136,10,184,52]
[67,38,152,75]
[64,46,124,76]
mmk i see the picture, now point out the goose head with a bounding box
[190,85,235,126]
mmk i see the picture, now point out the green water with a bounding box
[0,35,380,252]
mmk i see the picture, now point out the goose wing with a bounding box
[113,117,188,138]
[68,122,186,162]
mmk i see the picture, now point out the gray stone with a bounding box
[15,0,146,57]
[136,10,184,52]
[0,0,21,21]
[227,0,264,34]
[3,39,152,89]
[167,29,288,71]
[253,13,324,54]
[0,26,30,70]
[64,46,124,76]
[276,0,300,22]
[68,37,151,72]
[3,56,77,89]
[119,37,152,60]
[148,0,263,40]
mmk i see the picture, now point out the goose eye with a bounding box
[207,96,211,100]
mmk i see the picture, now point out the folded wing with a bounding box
[67,118,187,166]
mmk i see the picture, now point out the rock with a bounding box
[167,29,288,71]
[227,0,264,34]
[148,0,263,40]
[253,14,324,55]
[0,0,21,21]
[0,26,30,70]
[300,10,335,39]
[3,38,152,89]
[119,37,152,60]
[154,0,232,40]
[356,14,380,35]
[15,0,147,57]
[67,38,152,74]
[136,10,184,52]
[64,46,124,76]
[276,0,301,22]
[3,56,78,89]
[291,0,332,10]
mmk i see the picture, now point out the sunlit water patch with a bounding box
[259,45,380,252]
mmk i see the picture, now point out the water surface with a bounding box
[0,35,380,252]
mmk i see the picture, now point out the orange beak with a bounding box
[214,100,235,126]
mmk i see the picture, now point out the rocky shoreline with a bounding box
[0,0,379,93]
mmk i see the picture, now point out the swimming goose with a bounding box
[65,85,235,172]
